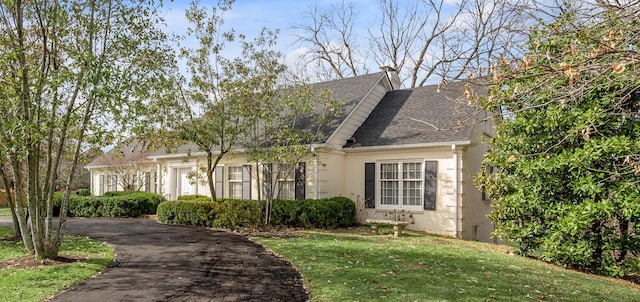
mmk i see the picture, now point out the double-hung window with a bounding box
[106,174,118,192]
[228,166,243,199]
[277,168,295,200]
[378,161,424,210]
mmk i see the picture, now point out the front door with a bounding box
[178,168,195,197]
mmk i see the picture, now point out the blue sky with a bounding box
[160,0,470,82]
[161,0,379,67]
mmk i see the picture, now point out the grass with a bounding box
[255,226,640,302]
[0,207,10,216]
[0,226,114,302]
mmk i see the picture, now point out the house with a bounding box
[85,68,497,242]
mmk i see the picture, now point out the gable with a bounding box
[309,72,390,145]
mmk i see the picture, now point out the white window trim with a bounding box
[228,166,243,199]
[276,166,295,200]
[376,160,424,211]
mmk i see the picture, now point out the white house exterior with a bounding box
[86,68,497,242]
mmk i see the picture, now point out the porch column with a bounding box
[156,163,162,195]
[167,167,176,201]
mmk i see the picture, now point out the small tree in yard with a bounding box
[244,83,341,225]
[478,1,640,276]
[97,149,153,193]
[0,0,174,259]
[173,0,288,201]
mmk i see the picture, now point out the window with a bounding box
[228,166,243,199]
[377,161,427,210]
[145,172,157,193]
[402,162,423,206]
[263,163,305,200]
[106,174,118,192]
[277,168,295,200]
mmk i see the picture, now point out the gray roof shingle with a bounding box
[348,81,485,147]
[307,72,386,143]
[88,73,388,161]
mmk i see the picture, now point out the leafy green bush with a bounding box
[126,192,165,214]
[177,194,210,201]
[103,191,128,197]
[213,199,264,229]
[53,192,164,217]
[68,196,101,217]
[271,197,356,228]
[156,196,356,229]
[75,189,91,196]
[102,197,143,217]
[157,200,220,227]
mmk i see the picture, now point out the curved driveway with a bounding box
[0,217,307,302]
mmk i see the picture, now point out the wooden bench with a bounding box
[366,219,410,237]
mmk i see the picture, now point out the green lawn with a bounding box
[0,207,10,216]
[255,227,640,302]
[0,227,114,302]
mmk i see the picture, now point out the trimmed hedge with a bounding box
[157,196,357,229]
[157,200,220,227]
[213,199,263,228]
[75,189,91,196]
[271,197,356,228]
[103,191,129,197]
[177,194,210,201]
[53,191,165,218]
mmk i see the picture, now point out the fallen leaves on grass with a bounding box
[0,254,87,270]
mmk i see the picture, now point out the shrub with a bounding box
[157,200,220,227]
[271,197,356,228]
[126,192,165,214]
[101,196,143,217]
[54,192,165,217]
[103,191,128,197]
[68,196,101,217]
[270,199,305,226]
[156,196,356,229]
[75,189,91,196]
[177,194,211,201]
[213,199,264,229]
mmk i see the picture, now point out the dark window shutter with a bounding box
[424,161,437,210]
[364,163,375,208]
[295,162,306,200]
[145,172,151,192]
[263,164,273,200]
[242,165,251,199]
[99,175,104,195]
[215,166,224,198]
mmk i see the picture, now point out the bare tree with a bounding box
[96,149,154,193]
[294,0,535,87]
[293,1,369,80]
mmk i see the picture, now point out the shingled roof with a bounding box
[347,80,485,148]
[306,72,387,143]
[85,139,155,168]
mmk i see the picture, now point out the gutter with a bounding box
[342,141,472,153]
[311,146,319,199]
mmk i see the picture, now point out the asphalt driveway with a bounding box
[0,217,307,302]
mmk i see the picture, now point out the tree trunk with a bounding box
[617,217,629,263]
[0,165,21,240]
[10,157,35,254]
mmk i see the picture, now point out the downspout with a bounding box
[154,159,161,195]
[452,144,459,238]
[89,169,93,195]
[311,146,319,199]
